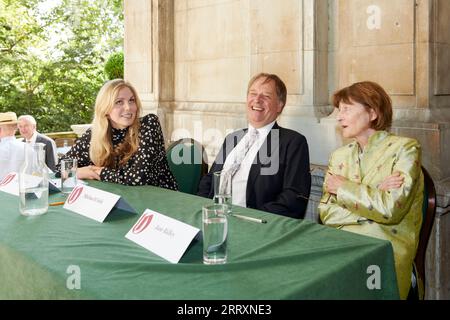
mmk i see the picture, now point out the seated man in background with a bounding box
[18,115,58,172]
[0,112,26,180]
[197,73,311,219]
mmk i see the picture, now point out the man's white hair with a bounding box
[18,115,37,126]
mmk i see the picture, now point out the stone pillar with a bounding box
[124,0,153,107]
[124,0,174,141]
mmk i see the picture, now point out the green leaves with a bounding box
[0,0,123,133]
[104,51,124,80]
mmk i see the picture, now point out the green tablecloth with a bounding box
[0,181,399,299]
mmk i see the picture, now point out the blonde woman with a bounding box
[56,79,177,190]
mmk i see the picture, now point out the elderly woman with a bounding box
[318,81,423,299]
[56,79,177,190]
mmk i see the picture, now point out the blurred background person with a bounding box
[56,79,177,190]
[0,112,25,180]
[318,81,423,299]
[18,115,58,172]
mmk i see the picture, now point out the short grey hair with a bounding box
[18,115,37,126]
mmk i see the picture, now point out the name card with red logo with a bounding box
[125,209,200,264]
[0,172,19,195]
[63,184,136,222]
[0,172,43,196]
[1,172,66,195]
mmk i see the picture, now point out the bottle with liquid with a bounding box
[19,143,49,216]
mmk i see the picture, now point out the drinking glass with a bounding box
[213,171,232,210]
[202,204,228,265]
[60,158,78,194]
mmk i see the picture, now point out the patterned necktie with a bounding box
[219,128,259,194]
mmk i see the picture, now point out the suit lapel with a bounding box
[209,129,246,198]
[215,129,246,166]
[246,123,281,202]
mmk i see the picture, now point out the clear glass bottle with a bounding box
[19,143,49,216]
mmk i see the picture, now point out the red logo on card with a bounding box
[0,173,16,186]
[132,213,154,234]
[67,185,84,204]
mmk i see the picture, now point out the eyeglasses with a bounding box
[297,193,332,205]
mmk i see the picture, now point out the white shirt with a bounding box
[222,121,275,207]
[0,136,26,180]
[26,131,38,144]
[26,131,58,166]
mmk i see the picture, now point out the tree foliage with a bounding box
[105,51,124,80]
[0,0,123,133]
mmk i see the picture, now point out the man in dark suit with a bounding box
[17,115,58,172]
[197,73,311,219]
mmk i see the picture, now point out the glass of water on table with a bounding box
[213,171,232,213]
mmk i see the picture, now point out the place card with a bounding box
[0,172,68,195]
[63,184,136,222]
[125,209,200,264]
[0,172,19,196]
[0,172,43,196]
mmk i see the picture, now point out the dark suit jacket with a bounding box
[36,133,57,172]
[197,123,311,219]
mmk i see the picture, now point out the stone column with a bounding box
[124,0,174,142]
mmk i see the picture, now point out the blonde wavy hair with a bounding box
[89,79,142,168]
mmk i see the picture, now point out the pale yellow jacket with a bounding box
[319,131,423,299]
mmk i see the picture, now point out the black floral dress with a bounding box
[56,114,178,190]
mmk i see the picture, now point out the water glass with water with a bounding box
[202,204,228,265]
[61,158,78,194]
[213,171,232,211]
